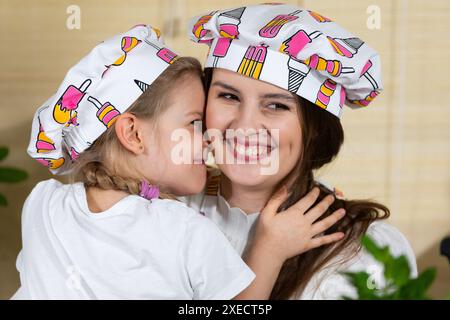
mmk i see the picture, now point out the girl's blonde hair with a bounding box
[70,57,204,197]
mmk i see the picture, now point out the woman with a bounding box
[182,4,417,299]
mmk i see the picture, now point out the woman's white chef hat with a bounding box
[27,24,179,175]
[188,3,383,119]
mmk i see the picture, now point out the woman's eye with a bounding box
[266,103,290,111]
[218,92,239,101]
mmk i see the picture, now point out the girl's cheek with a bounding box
[190,128,204,162]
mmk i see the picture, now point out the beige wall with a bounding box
[0,0,448,299]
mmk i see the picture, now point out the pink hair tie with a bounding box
[139,180,160,200]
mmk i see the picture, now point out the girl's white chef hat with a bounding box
[27,24,179,174]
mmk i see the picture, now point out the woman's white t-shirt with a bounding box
[180,186,418,300]
[11,179,255,300]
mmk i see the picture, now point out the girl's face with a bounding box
[141,74,206,196]
[206,68,302,191]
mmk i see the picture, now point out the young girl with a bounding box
[12,24,345,299]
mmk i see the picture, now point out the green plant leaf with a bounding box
[361,235,392,264]
[0,193,7,206]
[342,271,380,300]
[0,147,9,161]
[343,235,439,300]
[384,255,411,287]
[0,167,28,183]
[398,268,436,299]
[362,235,411,288]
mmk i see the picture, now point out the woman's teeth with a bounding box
[226,139,273,162]
[235,144,266,157]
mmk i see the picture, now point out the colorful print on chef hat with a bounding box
[259,10,302,38]
[113,37,141,66]
[304,54,355,77]
[218,7,245,39]
[237,44,268,80]
[315,79,343,112]
[102,36,142,78]
[35,157,65,170]
[144,38,178,64]
[101,26,163,78]
[279,29,355,94]
[279,29,322,58]
[339,87,346,108]
[134,79,150,92]
[87,96,121,128]
[69,147,80,162]
[192,12,216,44]
[315,79,345,113]
[307,10,332,23]
[348,59,381,107]
[52,79,92,127]
[210,7,245,68]
[327,36,364,58]
[151,26,162,39]
[35,107,56,154]
[286,57,310,94]
[210,38,232,67]
[350,90,379,107]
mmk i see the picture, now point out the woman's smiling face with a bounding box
[206,68,303,190]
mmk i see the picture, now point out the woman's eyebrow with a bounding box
[210,81,240,94]
[261,93,297,102]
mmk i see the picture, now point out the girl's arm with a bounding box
[233,187,345,300]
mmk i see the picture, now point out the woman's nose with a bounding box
[230,102,263,131]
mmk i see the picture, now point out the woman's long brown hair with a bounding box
[204,68,390,299]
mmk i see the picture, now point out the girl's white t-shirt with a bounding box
[180,187,418,300]
[11,179,255,300]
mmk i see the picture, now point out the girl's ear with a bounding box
[114,112,145,155]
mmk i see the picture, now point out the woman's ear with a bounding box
[114,112,145,155]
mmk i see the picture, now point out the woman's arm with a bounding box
[233,187,346,299]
